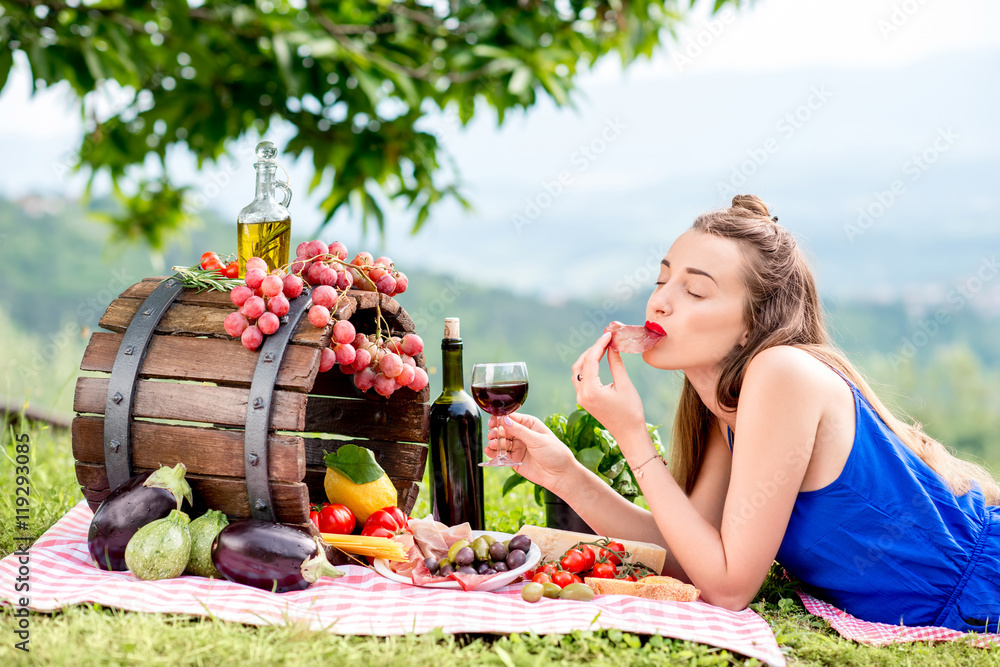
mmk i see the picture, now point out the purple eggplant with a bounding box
[211,519,344,593]
[88,463,193,571]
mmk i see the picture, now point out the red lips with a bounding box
[645,321,666,336]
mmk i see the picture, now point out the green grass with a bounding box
[2,421,999,665]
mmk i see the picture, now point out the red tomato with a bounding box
[309,508,321,531]
[360,525,395,539]
[317,504,355,534]
[200,251,220,269]
[571,573,582,584]
[203,258,224,273]
[591,562,617,579]
[539,563,559,578]
[223,261,239,279]
[363,507,408,534]
[559,548,587,574]
[531,573,551,585]
[580,544,596,571]
[551,570,575,588]
[601,541,624,566]
[621,573,637,582]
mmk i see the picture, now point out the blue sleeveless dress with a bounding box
[727,372,1000,632]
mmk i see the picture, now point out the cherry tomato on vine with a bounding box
[531,573,552,585]
[537,563,559,578]
[200,251,223,271]
[580,545,596,571]
[223,261,239,279]
[551,570,576,588]
[591,562,617,579]
[601,541,625,566]
[309,508,321,531]
[559,548,588,574]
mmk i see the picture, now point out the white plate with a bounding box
[374,530,541,592]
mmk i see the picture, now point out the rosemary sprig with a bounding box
[165,265,244,293]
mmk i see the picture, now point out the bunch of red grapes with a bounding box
[222,243,428,398]
[289,239,408,297]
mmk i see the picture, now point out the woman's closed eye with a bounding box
[654,281,704,299]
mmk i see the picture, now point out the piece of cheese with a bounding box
[516,525,666,574]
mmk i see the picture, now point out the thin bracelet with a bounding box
[632,452,664,478]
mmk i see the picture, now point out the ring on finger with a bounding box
[576,373,583,382]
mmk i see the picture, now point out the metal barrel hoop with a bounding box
[244,293,313,521]
[103,276,186,491]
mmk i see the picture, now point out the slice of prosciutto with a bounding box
[604,321,665,353]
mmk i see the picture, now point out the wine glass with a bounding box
[471,362,529,467]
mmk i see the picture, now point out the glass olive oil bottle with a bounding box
[237,141,292,276]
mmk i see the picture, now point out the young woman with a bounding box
[485,195,1000,632]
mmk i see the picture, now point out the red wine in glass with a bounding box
[470,381,528,416]
[471,362,528,467]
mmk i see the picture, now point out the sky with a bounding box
[1,0,998,301]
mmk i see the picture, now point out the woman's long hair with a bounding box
[668,194,1000,504]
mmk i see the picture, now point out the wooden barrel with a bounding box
[72,277,429,524]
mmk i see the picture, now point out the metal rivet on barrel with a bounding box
[165,279,176,287]
[374,410,387,425]
[249,453,259,466]
[112,391,124,404]
[252,396,265,409]
[263,352,275,363]
[109,440,121,453]
[254,499,267,512]
[123,345,135,356]
[142,308,154,317]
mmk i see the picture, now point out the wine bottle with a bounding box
[429,318,485,530]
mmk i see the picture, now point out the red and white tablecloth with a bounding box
[797,591,1000,648]
[1,502,785,666]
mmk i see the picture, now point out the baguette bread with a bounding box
[584,575,700,602]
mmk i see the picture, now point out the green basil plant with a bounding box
[502,406,664,507]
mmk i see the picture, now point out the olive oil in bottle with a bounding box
[237,141,293,276]
[429,318,485,530]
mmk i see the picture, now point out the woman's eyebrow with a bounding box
[661,259,718,286]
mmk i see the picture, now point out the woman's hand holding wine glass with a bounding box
[484,412,577,494]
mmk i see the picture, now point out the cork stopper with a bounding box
[443,318,460,340]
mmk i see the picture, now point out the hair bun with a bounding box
[731,194,771,218]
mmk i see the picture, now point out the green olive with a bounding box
[558,583,596,602]
[446,539,470,563]
[520,582,545,603]
[481,534,497,546]
[471,536,491,562]
[541,582,562,599]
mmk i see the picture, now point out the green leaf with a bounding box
[323,445,386,485]
[0,46,14,92]
[508,66,532,97]
[575,446,605,475]
[565,409,588,446]
[502,473,529,497]
[533,483,545,507]
[544,413,568,442]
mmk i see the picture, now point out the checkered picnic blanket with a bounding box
[797,591,1000,648]
[0,502,785,666]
